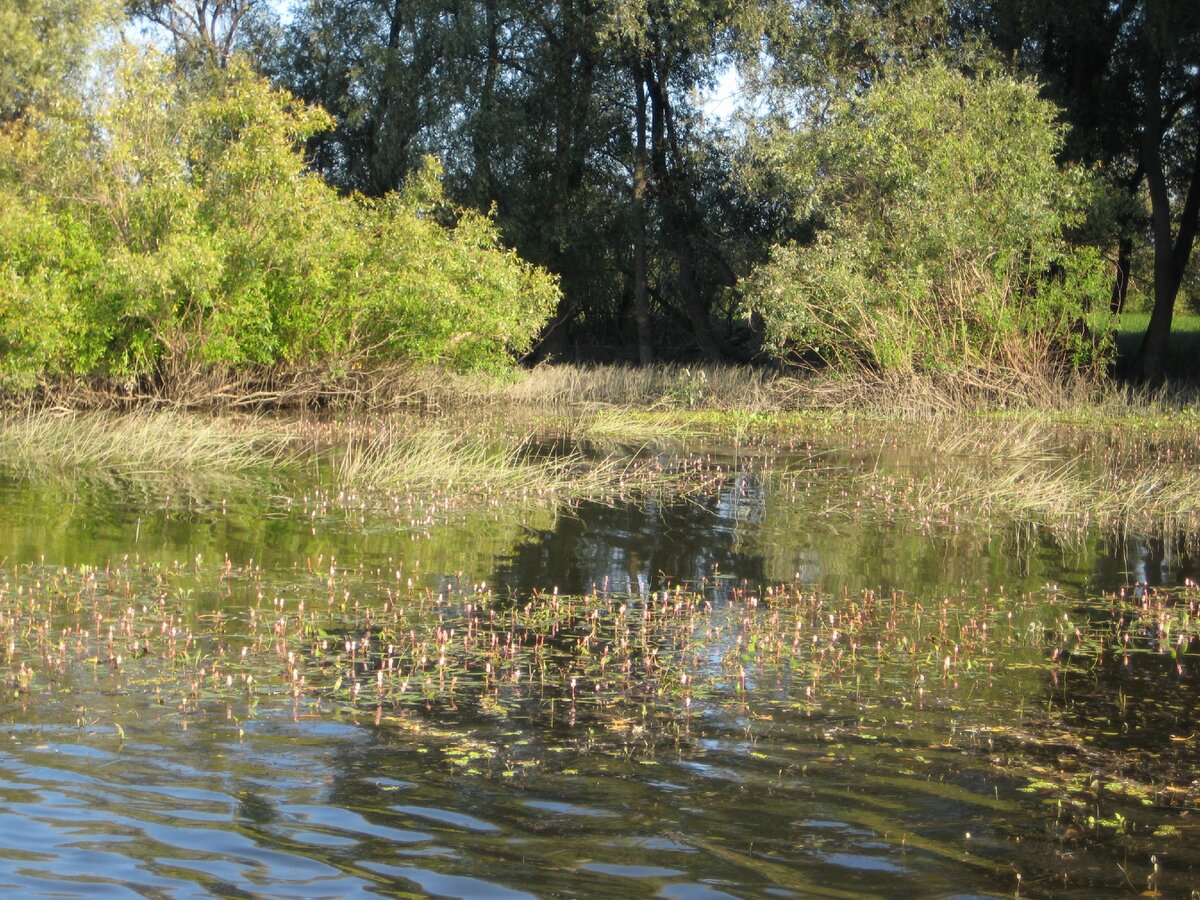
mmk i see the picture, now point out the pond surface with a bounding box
[1,434,1199,898]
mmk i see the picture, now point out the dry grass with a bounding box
[771,366,1110,417]
[425,363,786,411]
[886,415,1200,537]
[15,356,1199,424]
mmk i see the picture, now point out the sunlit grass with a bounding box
[868,415,1200,537]
[4,401,1200,541]
[0,410,288,482]
[417,362,784,411]
[326,421,706,503]
[1116,312,1200,382]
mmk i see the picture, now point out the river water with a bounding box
[0,436,1197,898]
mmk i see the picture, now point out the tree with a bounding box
[0,0,119,121]
[0,46,558,393]
[605,0,744,362]
[976,0,1200,383]
[268,0,763,363]
[745,63,1112,381]
[126,0,257,68]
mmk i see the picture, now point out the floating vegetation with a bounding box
[4,556,1199,848]
[4,403,1200,895]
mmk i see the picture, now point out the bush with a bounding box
[745,62,1114,380]
[0,47,558,396]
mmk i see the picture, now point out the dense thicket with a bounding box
[252,0,1195,380]
[265,0,779,362]
[0,23,556,396]
[746,63,1113,378]
[973,0,1200,382]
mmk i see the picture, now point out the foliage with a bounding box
[270,0,765,362]
[125,0,253,69]
[746,62,1114,379]
[972,0,1200,383]
[0,0,120,121]
[0,47,558,395]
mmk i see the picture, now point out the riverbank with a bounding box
[2,374,1199,545]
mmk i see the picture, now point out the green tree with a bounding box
[125,0,257,68]
[270,0,765,363]
[0,45,558,394]
[974,0,1200,383]
[0,0,119,121]
[745,63,1112,381]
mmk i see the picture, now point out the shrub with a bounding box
[0,47,558,396]
[745,62,1114,380]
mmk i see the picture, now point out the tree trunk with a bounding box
[1132,52,1200,383]
[675,238,723,361]
[470,0,500,202]
[633,72,652,365]
[1109,235,1133,314]
[646,60,722,361]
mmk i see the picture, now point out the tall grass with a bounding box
[420,363,784,411]
[891,416,1200,536]
[0,411,288,482]
[329,422,693,502]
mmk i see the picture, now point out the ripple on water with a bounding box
[523,799,616,818]
[283,803,433,844]
[816,850,908,875]
[391,804,501,833]
[360,861,537,899]
[658,883,744,900]
[578,862,686,878]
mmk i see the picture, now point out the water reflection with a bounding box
[0,455,1199,896]
[493,497,764,601]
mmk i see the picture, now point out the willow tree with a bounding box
[746,63,1112,381]
[0,46,558,393]
[267,0,765,362]
[0,0,119,121]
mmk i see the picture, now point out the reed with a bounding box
[422,362,785,411]
[327,422,694,502]
[0,410,288,481]
[878,415,1200,536]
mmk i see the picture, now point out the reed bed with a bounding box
[323,420,720,505]
[844,415,1200,539]
[0,410,288,482]
[425,362,786,412]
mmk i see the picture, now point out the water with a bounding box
[0,440,1198,899]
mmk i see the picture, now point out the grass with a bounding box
[317,418,723,505]
[406,362,785,412]
[1115,311,1200,382]
[854,413,1200,538]
[0,410,289,484]
[3,387,1200,543]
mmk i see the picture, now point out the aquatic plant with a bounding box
[0,410,288,483]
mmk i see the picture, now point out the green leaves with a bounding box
[0,46,558,393]
[0,0,120,122]
[746,62,1114,380]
